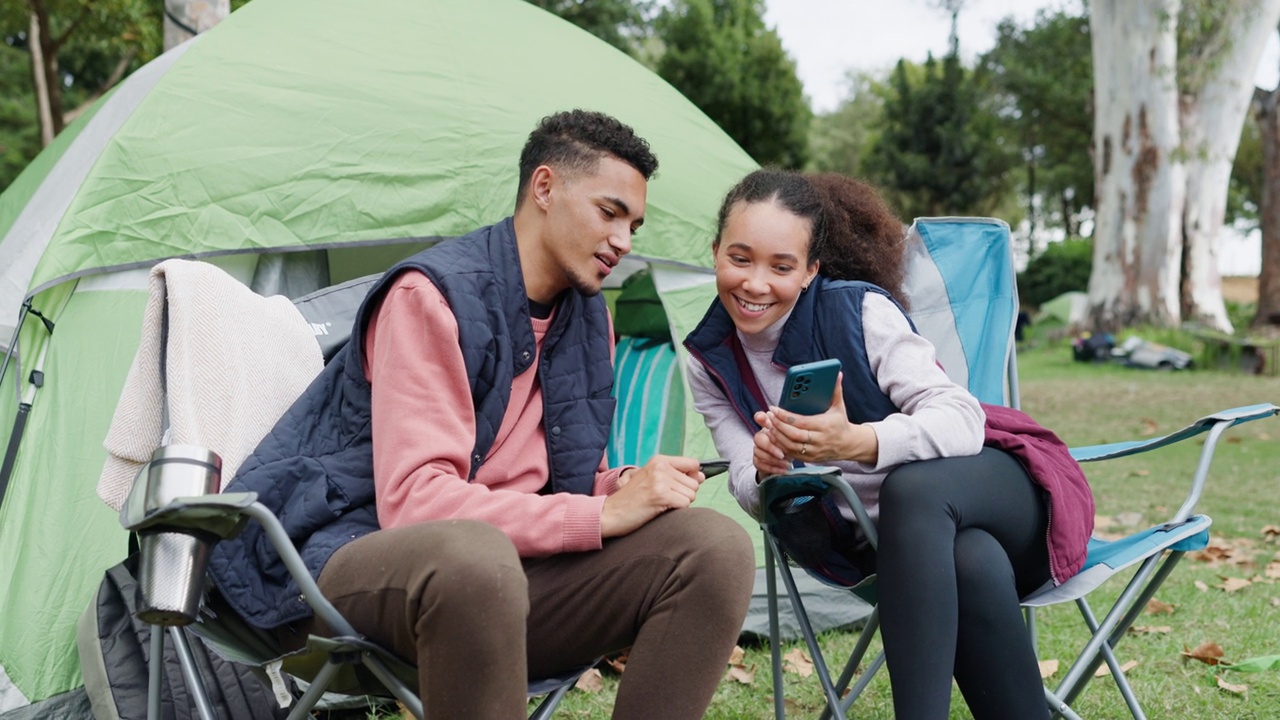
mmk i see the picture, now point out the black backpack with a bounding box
[76,552,290,720]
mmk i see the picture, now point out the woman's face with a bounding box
[713,199,819,336]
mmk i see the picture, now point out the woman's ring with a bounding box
[801,443,808,455]
[807,430,813,444]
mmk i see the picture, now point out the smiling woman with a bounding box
[683,168,1095,719]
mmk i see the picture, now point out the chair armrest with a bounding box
[759,466,879,548]
[1068,403,1277,525]
[120,492,259,539]
[1069,403,1278,462]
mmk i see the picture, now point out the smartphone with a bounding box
[699,459,730,478]
[779,359,842,415]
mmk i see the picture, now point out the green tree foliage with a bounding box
[0,0,255,194]
[656,0,809,168]
[807,70,884,176]
[0,39,39,190]
[1017,237,1092,307]
[524,0,653,58]
[978,9,1093,235]
[863,51,1016,218]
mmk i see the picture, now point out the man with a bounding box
[209,109,755,719]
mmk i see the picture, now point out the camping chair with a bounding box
[109,261,588,720]
[759,217,1280,720]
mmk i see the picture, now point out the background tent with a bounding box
[0,0,867,716]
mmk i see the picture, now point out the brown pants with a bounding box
[308,507,755,719]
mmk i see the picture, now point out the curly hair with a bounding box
[516,109,658,208]
[807,173,908,306]
[713,169,908,306]
[713,169,826,262]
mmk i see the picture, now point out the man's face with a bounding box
[541,156,647,298]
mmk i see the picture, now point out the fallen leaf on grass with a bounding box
[1182,642,1226,666]
[1038,659,1059,678]
[727,646,745,666]
[606,649,629,674]
[1262,525,1280,542]
[783,648,815,678]
[1094,660,1137,677]
[1218,577,1253,593]
[726,664,755,685]
[766,696,802,712]
[575,668,604,693]
[1266,561,1280,580]
[1273,597,1280,608]
[1145,598,1176,614]
[1129,625,1172,635]
[1195,580,1210,592]
[1216,676,1249,695]
[1140,419,1159,436]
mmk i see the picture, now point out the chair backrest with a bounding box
[901,217,1019,408]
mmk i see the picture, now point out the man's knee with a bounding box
[422,520,527,607]
[655,508,755,592]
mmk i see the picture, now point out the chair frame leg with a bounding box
[1051,549,1185,720]
[765,533,850,720]
[147,628,164,720]
[767,538,787,720]
[528,682,573,720]
[169,627,217,720]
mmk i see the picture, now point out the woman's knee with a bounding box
[953,530,1016,604]
[879,461,948,523]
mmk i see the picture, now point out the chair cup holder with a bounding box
[132,445,222,626]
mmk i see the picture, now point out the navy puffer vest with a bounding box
[683,275,906,429]
[208,217,615,629]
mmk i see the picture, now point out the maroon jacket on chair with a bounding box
[982,403,1095,584]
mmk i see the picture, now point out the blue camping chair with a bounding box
[760,217,1279,720]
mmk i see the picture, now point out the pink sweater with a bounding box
[363,272,625,557]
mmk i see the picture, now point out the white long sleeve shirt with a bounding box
[686,292,985,523]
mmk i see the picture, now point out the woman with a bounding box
[683,169,1094,719]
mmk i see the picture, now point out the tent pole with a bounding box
[0,301,30,397]
[0,323,50,512]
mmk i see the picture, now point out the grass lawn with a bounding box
[547,339,1280,719]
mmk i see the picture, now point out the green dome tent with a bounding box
[0,0,765,714]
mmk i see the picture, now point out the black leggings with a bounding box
[876,447,1052,720]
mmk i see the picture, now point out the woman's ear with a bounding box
[803,260,820,290]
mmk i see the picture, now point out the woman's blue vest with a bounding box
[208,217,615,629]
[683,275,907,430]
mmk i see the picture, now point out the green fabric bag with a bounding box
[613,270,671,341]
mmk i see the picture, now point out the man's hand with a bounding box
[601,455,704,538]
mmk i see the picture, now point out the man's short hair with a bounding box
[516,110,659,207]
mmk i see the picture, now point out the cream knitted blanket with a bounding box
[97,259,324,510]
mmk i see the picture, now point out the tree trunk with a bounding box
[27,2,63,146]
[164,0,231,52]
[1179,0,1280,333]
[1088,0,1185,331]
[1255,82,1280,327]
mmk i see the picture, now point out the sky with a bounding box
[763,0,1280,114]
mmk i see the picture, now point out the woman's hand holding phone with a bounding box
[753,370,879,468]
